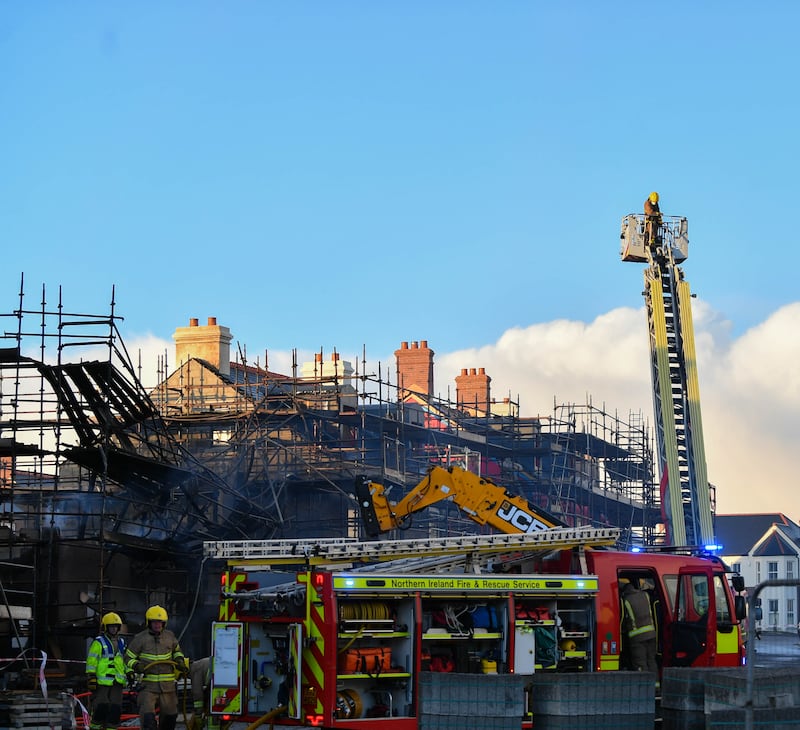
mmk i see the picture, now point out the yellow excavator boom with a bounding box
[355,465,564,538]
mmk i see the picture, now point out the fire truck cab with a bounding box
[204,530,745,729]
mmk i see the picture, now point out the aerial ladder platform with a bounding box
[620,208,715,547]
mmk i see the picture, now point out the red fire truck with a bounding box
[204,527,746,729]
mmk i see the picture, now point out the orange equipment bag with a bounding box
[338,647,391,676]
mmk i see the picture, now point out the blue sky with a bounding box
[2,4,799,514]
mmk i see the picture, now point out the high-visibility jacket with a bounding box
[125,628,187,688]
[86,633,127,686]
[622,586,656,640]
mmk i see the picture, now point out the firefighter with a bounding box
[620,578,658,675]
[125,605,190,730]
[644,191,662,246]
[188,657,211,730]
[86,612,127,730]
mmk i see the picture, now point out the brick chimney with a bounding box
[456,367,491,414]
[173,316,233,376]
[395,340,434,397]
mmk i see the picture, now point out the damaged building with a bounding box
[0,285,659,686]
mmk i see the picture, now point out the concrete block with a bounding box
[532,714,653,730]
[528,672,655,716]
[660,707,705,730]
[704,667,800,712]
[660,667,718,712]
[706,705,800,729]
[420,715,522,730]
[418,672,528,718]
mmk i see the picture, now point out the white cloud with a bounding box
[697,302,800,515]
[436,301,800,518]
[436,307,652,418]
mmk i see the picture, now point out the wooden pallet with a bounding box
[0,691,69,730]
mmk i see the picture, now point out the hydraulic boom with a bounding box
[355,464,564,538]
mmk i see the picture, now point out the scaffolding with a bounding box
[0,278,658,678]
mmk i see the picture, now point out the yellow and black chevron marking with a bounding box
[291,573,326,718]
[218,572,247,621]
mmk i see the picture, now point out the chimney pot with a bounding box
[315,353,323,362]
[420,340,428,348]
[460,368,468,375]
[189,318,199,327]
[478,367,486,375]
[470,368,477,375]
[208,316,217,326]
[412,341,418,349]
[400,341,408,349]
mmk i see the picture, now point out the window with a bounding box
[788,599,795,627]
[732,562,741,574]
[756,562,761,583]
[768,562,779,581]
[677,575,709,620]
[714,575,732,622]
[788,561,795,580]
[768,599,779,627]
[663,575,678,609]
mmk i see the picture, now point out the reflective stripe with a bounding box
[125,629,186,684]
[629,623,656,637]
[622,593,656,639]
[716,626,740,656]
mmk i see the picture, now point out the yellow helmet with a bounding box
[649,192,659,203]
[101,612,123,629]
[560,639,577,652]
[145,605,168,623]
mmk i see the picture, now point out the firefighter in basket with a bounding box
[125,605,190,730]
[86,612,127,730]
[644,191,662,248]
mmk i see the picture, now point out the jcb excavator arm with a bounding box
[355,465,564,538]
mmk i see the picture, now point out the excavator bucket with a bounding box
[355,476,389,537]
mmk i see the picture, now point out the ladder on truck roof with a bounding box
[203,525,620,567]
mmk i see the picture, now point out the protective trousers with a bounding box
[138,686,178,730]
[89,683,123,730]
[628,635,658,674]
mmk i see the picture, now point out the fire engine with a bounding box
[204,524,746,729]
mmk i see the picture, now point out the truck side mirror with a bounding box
[731,575,745,593]
[734,595,746,621]
[754,606,763,621]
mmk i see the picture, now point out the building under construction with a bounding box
[0,280,659,684]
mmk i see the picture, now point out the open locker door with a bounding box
[667,565,718,667]
[286,622,304,720]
